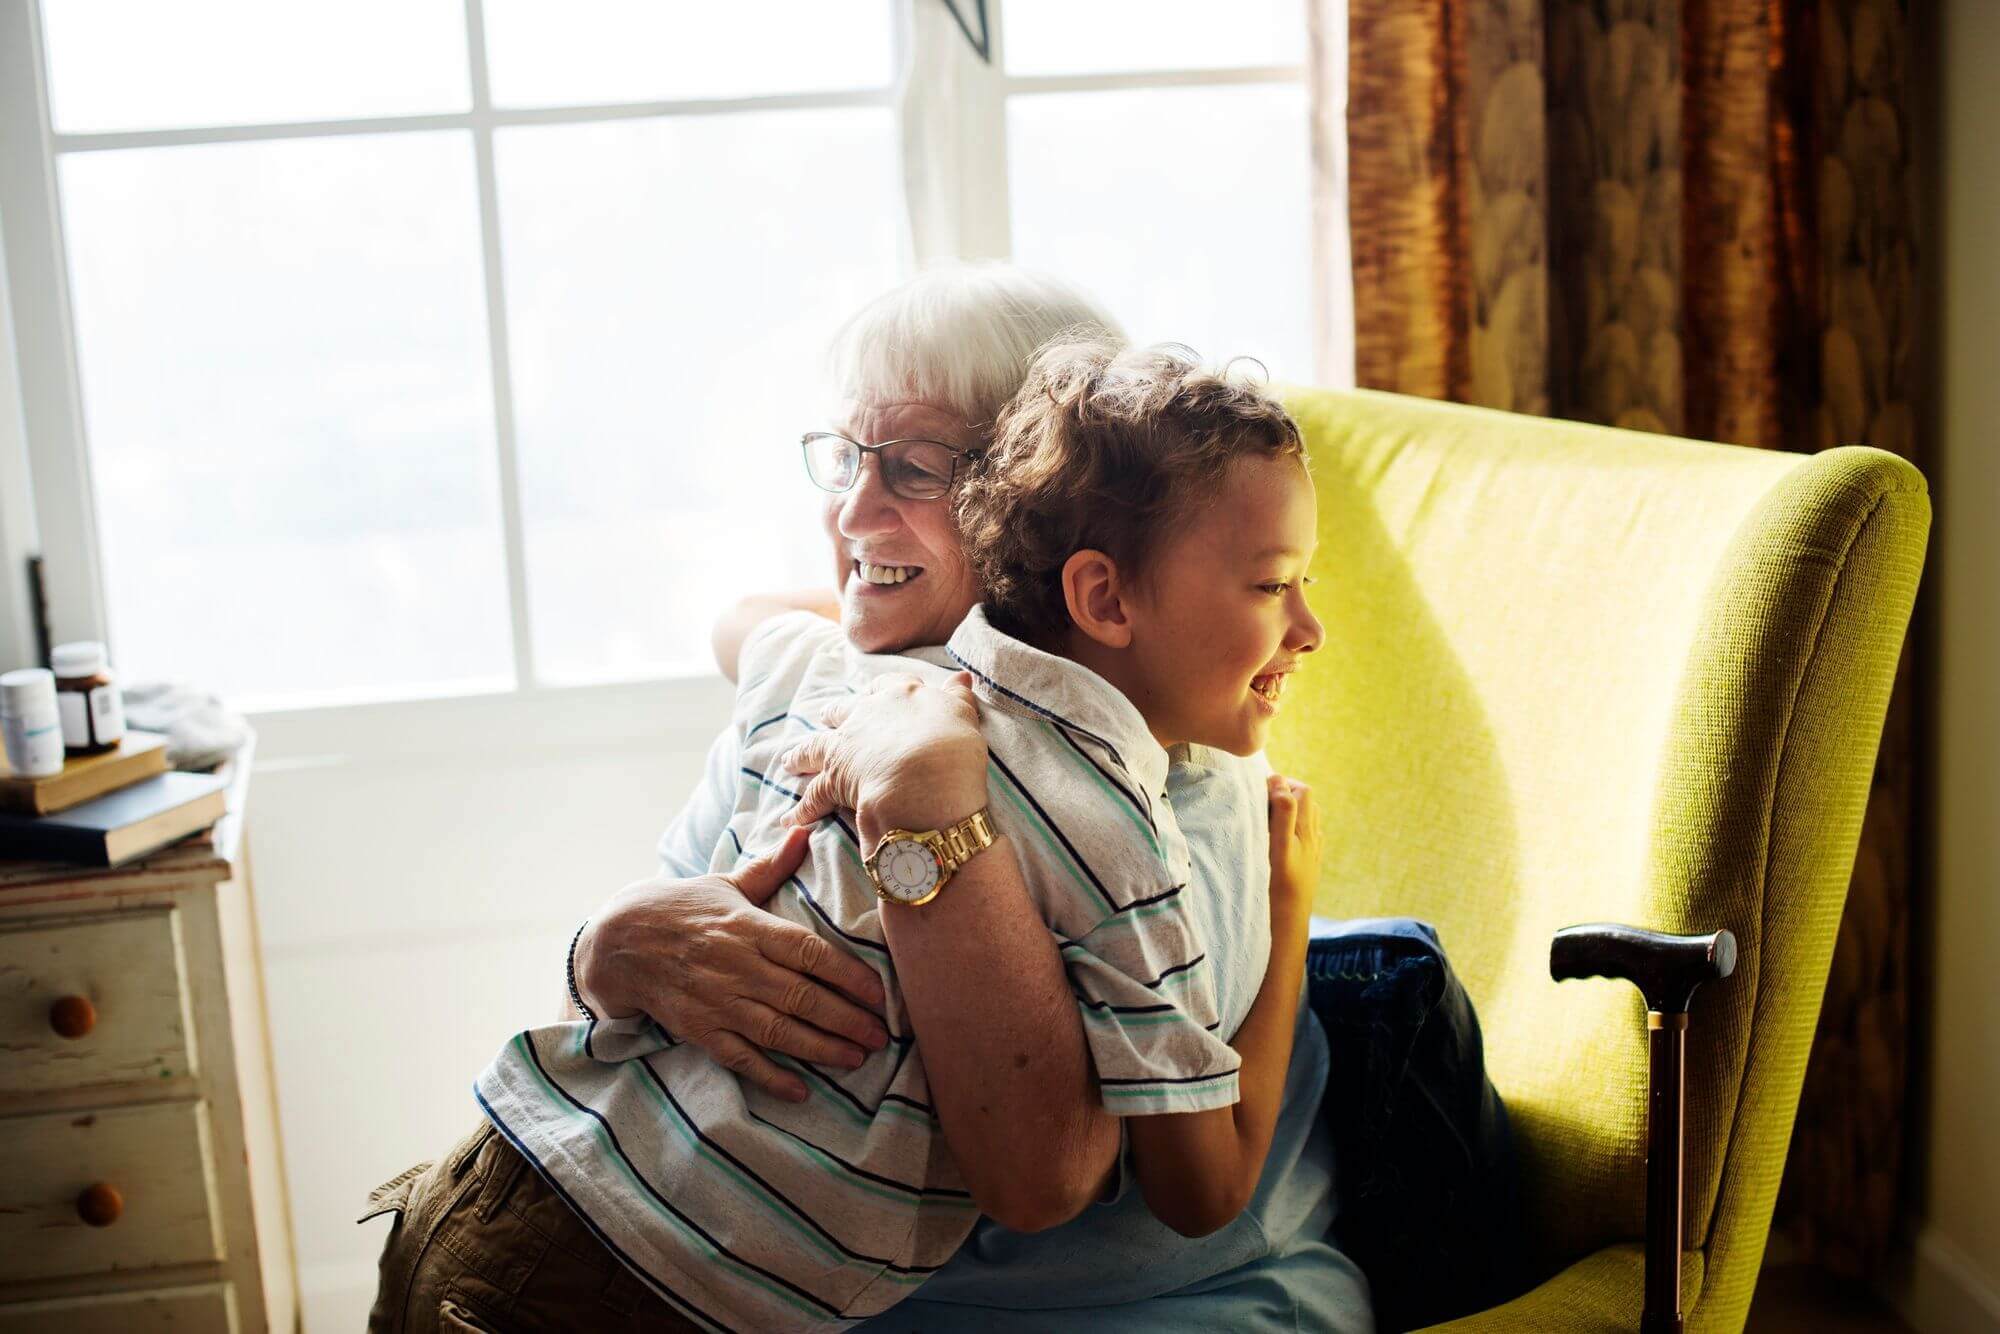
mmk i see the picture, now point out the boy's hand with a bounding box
[1266,773,1321,918]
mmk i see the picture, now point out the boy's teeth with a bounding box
[1252,673,1286,701]
[858,561,921,586]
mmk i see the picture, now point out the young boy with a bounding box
[475,340,1324,1332]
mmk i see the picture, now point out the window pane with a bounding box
[40,0,469,133]
[494,109,903,685]
[482,0,894,108]
[59,134,513,706]
[1003,0,1304,77]
[1008,85,1312,379]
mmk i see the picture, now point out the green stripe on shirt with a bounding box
[592,1037,859,1272]
[508,1034,830,1322]
[986,758,1120,917]
[1044,720,1164,861]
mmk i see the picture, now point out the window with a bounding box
[1,1,1337,713]
[1002,0,1315,371]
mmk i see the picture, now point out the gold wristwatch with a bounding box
[864,809,996,907]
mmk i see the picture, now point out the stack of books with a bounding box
[0,732,228,867]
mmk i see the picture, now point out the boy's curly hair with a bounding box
[954,338,1305,649]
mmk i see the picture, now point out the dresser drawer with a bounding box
[0,1099,222,1284]
[0,1282,233,1332]
[0,909,195,1094]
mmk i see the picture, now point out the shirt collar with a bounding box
[944,604,1172,801]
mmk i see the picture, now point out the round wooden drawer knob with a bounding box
[77,1182,123,1227]
[49,995,96,1040]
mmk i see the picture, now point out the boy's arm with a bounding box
[712,588,841,682]
[1125,776,1317,1237]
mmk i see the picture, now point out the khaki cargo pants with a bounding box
[361,1122,701,1332]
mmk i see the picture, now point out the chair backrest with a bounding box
[1269,387,1927,1327]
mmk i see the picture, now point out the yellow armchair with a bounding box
[1269,388,1929,1332]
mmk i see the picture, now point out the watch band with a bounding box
[932,808,995,875]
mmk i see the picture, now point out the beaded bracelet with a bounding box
[566,919,598,1022]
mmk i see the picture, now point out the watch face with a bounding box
[877,838,942,903]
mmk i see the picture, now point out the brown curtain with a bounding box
[1312,0,1922,1277]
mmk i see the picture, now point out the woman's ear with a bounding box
[1062,549,1134,649]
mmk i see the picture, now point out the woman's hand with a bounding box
[1266,773,1321,926]
[780,671,990,850]
[573,826,890,1103]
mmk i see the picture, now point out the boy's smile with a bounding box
[1118,454,1323,755]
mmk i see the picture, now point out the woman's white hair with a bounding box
[825,263,1125,439]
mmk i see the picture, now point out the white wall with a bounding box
[0,202,43,675]
[1899,2,2000,1329]
[246,679,729,1331]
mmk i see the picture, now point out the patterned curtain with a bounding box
[1313,0,1922,1276]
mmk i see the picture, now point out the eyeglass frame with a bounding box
[799,431,985,502]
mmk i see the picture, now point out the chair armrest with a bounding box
[1414,1244,1706,1332]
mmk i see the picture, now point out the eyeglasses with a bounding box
[800,432,980,502]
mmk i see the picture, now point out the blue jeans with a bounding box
[1306,918,1523,1332]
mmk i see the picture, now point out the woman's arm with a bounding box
[781,674,1122,1232]
[1124,775,1318,1237]
[712,588,841,682]
[571,835,893,1102]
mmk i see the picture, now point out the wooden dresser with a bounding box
[0,757,297,1332]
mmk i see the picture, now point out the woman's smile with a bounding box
[853,558,928,588]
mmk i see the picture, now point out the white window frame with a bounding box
[0,0,1325,740]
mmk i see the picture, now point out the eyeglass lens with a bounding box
[804,435,959,501]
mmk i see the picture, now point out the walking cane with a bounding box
[1551,924,1739,1334]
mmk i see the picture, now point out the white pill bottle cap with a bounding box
[50,641,109,677]
[0,666,58,715]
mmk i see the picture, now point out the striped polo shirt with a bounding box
[474,606,1244,1332]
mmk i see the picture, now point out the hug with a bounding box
[363,266,1499,1332]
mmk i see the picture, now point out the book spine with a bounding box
[0,822,113,867]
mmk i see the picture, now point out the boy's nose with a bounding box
[1288,597,1324,654]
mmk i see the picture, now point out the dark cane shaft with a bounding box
[1643,1012,1688,1334]
[1549,923,1734,1332]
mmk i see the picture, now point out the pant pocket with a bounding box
[437,1295,505,1332]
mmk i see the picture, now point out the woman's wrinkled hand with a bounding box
[779,671,990,848]
[1266,773,1321,924]
[574,826,891,1103]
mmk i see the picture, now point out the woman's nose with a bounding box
[835,454,904,538]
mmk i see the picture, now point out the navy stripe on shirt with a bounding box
[1052,723,1157,835]
[733,776,862,849]
[519,1036,847,1318]
[742,1099,974,1200]
[986,751,1124,915]
[747,710,821,742]
[635,1059,943,1273]
[474,1086,737,1334]
[1098,1067,1242,1088]
[946,647,1127,765]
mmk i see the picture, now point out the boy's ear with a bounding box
[1062,549,1134,649]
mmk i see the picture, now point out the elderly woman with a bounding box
[367,266,1371,1333]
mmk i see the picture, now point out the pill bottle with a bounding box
[1,667,66,777]
[51,641,127,755]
